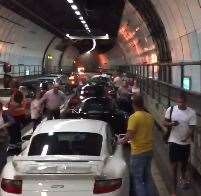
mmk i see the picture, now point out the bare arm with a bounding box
[118,131,135,144]
[181,125,196,142]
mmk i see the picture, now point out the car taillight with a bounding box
[93,178,122,194]
[1,179,22,194]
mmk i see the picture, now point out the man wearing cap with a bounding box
[41,83,66,120]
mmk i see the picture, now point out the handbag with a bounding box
[163,106,174,143]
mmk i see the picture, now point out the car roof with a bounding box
[35,119,107,135]
[38,77,55,80]
[82,97,111,103]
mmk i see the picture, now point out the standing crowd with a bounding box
[0,72,197,196]
[113,71,196,196]
[0,80,67,172]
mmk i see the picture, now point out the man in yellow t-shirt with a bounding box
[118,95,154,196]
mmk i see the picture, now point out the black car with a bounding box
[79,81,116,100]
[79,84,106,100]
[61,97,128,134]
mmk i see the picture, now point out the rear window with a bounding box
[82,99,113,113]
[28,132,102,156]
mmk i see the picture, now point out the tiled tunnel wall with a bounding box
[0,6,76,77]
[114,0,201,92]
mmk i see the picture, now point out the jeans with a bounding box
[32,118,42,131]
[47,109,60,120]
[130,151,153,196]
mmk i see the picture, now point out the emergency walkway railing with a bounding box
[0,64,42,78]
[129,61,201,175]
[129,61,201,116]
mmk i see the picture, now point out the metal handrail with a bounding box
[135,60,201,67]
[0,64,41,77]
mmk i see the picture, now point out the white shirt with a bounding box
[114,76,123,88]
[31,99,42,119]
[0,112,4,126]
[42,89,66,110]
[165,106,197,145]
[131,86,140,94]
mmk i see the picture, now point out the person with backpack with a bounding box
[163,92,197,196]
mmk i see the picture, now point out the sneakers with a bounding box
[178,177,191,190]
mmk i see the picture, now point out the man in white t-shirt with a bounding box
[164,92,196,196]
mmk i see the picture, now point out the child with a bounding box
[31,91,43,131]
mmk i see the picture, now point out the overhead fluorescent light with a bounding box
[65,34,110,40]
[66,0,73,3]
[79,16,84,20]
[135,27,140,32]
[87,29,91,33]
[71,4,78,10]
[81,20,86,24]
[75,11,81,15]
[86,39,96,54]
[105,34,109,39]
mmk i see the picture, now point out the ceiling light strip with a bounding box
[86,39,96,54]
[66,1,92,36]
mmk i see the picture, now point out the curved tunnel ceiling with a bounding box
[1,0,201,78]
[0,0,125,53]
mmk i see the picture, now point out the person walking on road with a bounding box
[118,95,155,196]
[42,83,66,120]
[31,91,43,131]
[163,92,196,196]
[8,82,26,145]
[113,72,123,89]
[0,101,14,172]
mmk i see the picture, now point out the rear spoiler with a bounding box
[14,173,97,180]
[13,155,104,162]
[12,155,105,177]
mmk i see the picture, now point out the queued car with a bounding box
[0,88,12,108]
[79,84,106,101]
[61,97,128,134]
[1,119,129,196]
[65,81,116,110]
[21,76,66,94]
[88,74,112,84]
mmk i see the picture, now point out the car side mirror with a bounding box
[21,134,32,142]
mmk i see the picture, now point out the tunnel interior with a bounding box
[1,0,201,193]
[0,0,201,90]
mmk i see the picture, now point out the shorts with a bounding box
[169,142,190,162]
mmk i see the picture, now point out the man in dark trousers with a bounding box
[164,92,196,196]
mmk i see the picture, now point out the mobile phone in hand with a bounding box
[172,121,179,126]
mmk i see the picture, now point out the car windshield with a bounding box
[28,132,102,156]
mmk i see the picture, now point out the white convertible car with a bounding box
[1,119,129,196]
